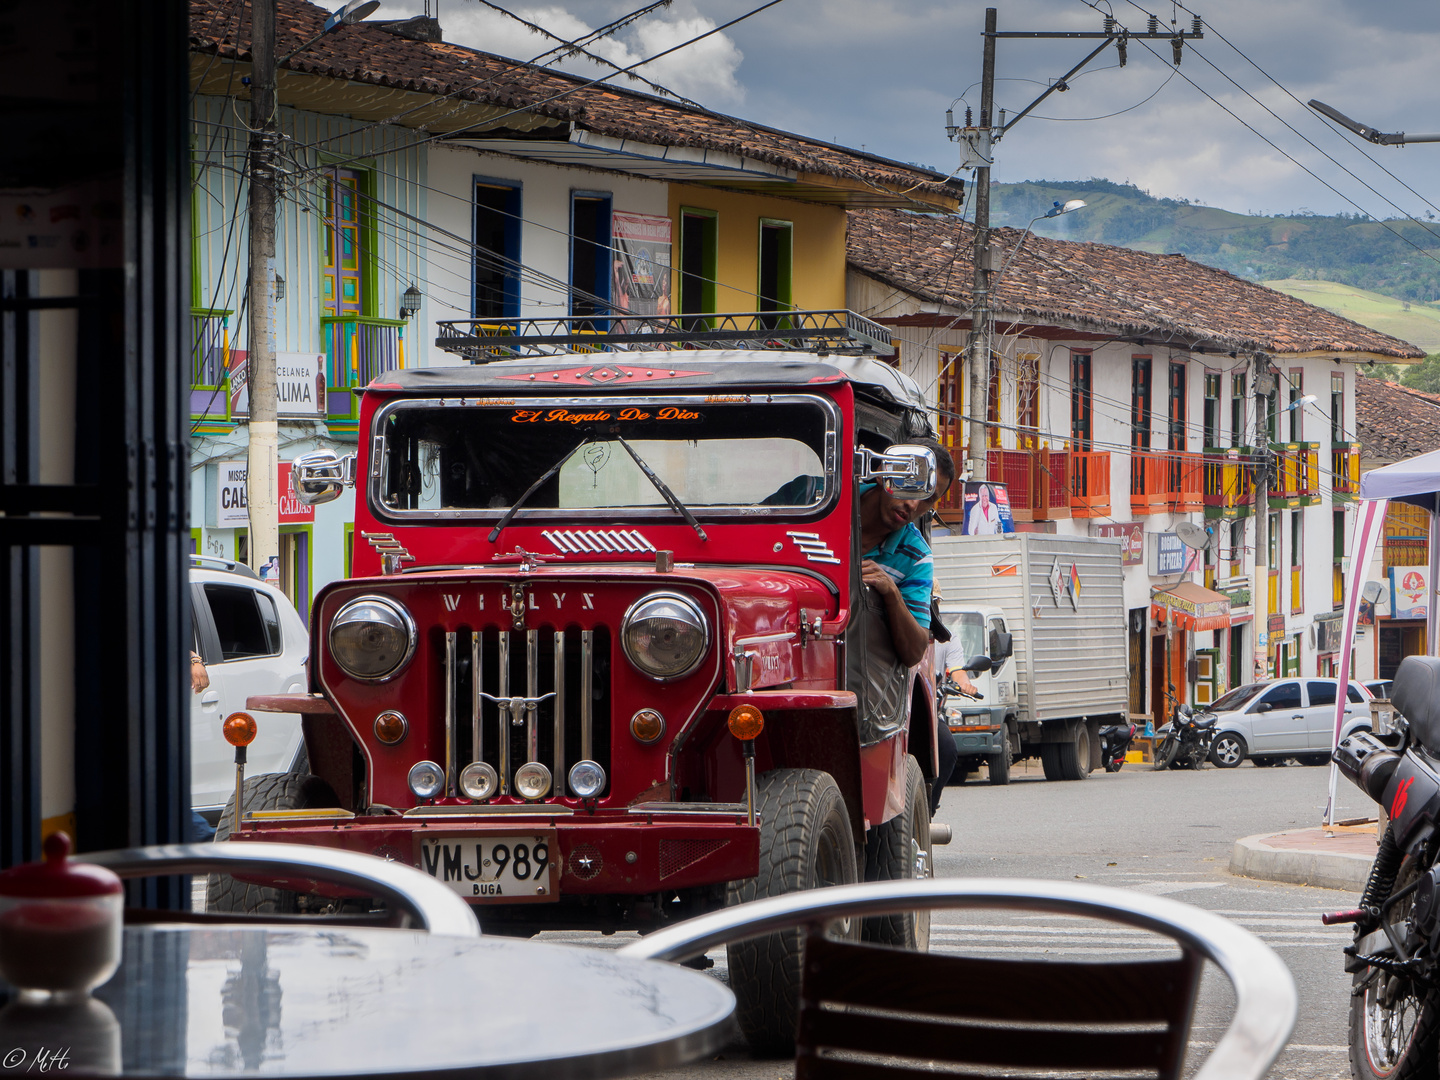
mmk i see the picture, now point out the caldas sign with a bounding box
[216,461,316,525]
[229,351,326,418]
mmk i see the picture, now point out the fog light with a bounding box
[224,712,258,747]
[460,761,498,800]
[514,762,552,800]
[568,759,606,799]
[727,704,764,741]
[374,710,408,745]
[407,760,445,799]
[630,708,665,744]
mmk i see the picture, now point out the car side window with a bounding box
[1306,681,1337,707]
[1347,685,1366,703]
[1257,682,1302,710]
[204,584,281,661]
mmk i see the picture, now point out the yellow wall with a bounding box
[666,184,847,311]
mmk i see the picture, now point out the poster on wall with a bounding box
[1392,566,1430,620]
[1090,521,1144,566]
[960,481,1014,535]
[611,211,672,329]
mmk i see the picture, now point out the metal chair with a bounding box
[78,842,479,937]
[619,878,1297,1080]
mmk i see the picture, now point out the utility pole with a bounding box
[1251,354,1272,682]
[246,0,279,577]
[964,7,998,483]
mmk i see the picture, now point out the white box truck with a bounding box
[932,533,1129,781]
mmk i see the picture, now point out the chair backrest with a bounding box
[77,842,480,937]
[618,878,1296,1080]
[795,929,1200,1079]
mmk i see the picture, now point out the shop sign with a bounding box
[229,351,326,418]
[216,461,249,525]
[216,461,315,525]
[1090,521,1144,566]
[278,462,314,523]
[1267,613,1285,633]
[1150,532,1186,576]
[1392,567,1430,620]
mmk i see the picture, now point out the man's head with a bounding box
[872,438,955,534]
[977,483,991,508]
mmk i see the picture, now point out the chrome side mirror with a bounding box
[291,450,356,506]
[856,444,937,500]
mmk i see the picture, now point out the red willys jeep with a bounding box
[220,312,945,1049]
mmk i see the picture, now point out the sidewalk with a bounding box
[1230,819,1378,892]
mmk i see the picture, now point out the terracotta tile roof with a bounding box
[847,208,1425,360]
[189,0,959,208]
[1357,378,1440,463]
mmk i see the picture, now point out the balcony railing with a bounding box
[1270,442,1322,508]
[984,448,1110,521]
[1202,447,1254,519]
[190,309,232,422]
[1385,536,1428,569]
[1333,443,1361,502]
[323,315,407,422]
[1131,450,1203,516]
[1069,451,1111,518]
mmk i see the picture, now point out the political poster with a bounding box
[611,211,672,329]
[1392,566,1430,620]
[960,481,1014,535]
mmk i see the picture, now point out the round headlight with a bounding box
[568,759,606,799]
[329,595,417,681]
[514,762,552,800]
[620,592,709,681]
[407,760,445,800]
[459,761,498,801]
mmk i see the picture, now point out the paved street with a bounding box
[544,757,1373,1080]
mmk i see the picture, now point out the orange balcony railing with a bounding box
[1069,451,1111,518]
[1333,443,1361,502]
[987,448,1071,522]
[1203,447,1254,519]
[1131,450,1203,515]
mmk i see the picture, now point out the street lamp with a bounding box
[1309,99,1440,147]
[279,0,381,64]
[399,284,423,320]
[993,199,1087,283]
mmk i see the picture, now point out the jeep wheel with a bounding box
[726,769,858,1055]
[206,771,339,914]
[987,727,1012,786]
[862,755,932,949]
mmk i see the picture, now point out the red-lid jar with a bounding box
[0,833,123,999]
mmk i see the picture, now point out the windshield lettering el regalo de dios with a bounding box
[375,395,837,520]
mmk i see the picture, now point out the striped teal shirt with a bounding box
[864,519,934,625]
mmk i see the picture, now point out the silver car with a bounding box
[1205,678,1372,768]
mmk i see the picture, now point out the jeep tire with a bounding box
[726,769,859,1055]
[861,755,932,949]
[206,771,339,914]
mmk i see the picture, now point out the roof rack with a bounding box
[434,310,893,363]
[189,554,260,580]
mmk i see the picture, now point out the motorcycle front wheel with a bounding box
[1350,858,1440,1080]
[1151,732,1178,771]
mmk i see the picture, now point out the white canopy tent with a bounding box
[1325,450,1440,822]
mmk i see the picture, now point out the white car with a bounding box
[190,557,308,818]
[1205,678,1372,768]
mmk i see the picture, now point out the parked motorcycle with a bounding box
[1151,703,1216,770]
[1329,655,1440,1079]
[1098,720,1137,772]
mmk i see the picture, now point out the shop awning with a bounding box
[1151,582,1232,631]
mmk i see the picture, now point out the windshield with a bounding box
[1210,683,1268,712]
[374,395,836,521]
[943,612,985,663]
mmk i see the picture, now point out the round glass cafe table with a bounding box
[0,924,735,1078]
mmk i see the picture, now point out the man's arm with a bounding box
[861,560,930,666]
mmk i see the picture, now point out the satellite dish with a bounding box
[1176,521,1212,551]
[1362,580,1386,604]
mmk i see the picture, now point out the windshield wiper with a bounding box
[614,435,708,541]
[488,438,591,544]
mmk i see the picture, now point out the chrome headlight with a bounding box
[514,762,552,801]
[620,592,709,681]
[329,595,417,681]
[408,760,445,799]
[568,760,606,799]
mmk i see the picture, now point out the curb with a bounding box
[1230,830,1373,892]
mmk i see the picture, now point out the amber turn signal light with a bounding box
[374,710,408,745]
[630,708,666,744]
[223,712,258,748]
[727,704,764,741]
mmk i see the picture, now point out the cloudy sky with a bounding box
[318,0,1440,220]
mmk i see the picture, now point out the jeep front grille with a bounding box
[442,627,611,799]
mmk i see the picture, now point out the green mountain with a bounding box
[991,179,1440,313]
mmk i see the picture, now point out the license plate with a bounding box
[416,832,557,903]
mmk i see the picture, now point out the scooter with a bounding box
[1098,720,1137,772]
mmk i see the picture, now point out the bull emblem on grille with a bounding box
[478,691,556,726]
